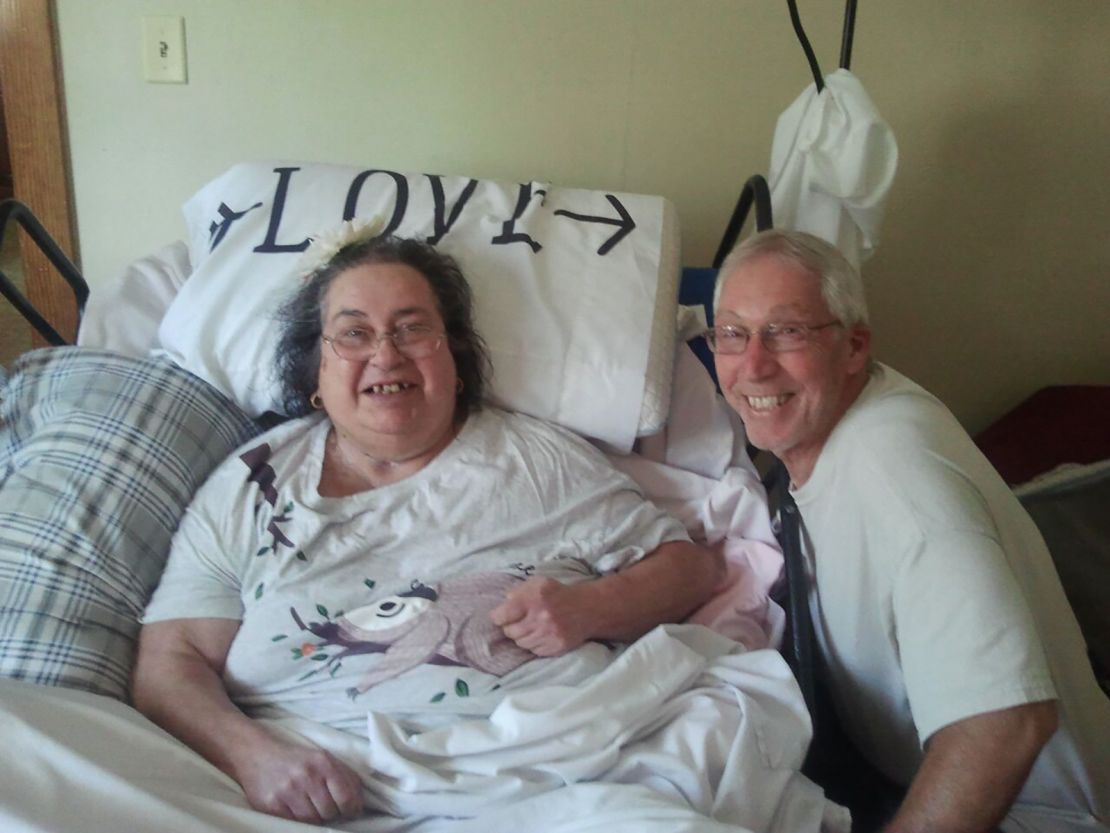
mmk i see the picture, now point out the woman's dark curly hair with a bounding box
[274,235,491,419]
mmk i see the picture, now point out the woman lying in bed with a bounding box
[131,228,724,825]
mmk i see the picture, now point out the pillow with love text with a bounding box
[157,161,680,452]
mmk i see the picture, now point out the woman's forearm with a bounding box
[131,618,365,822]
[131,618,270,777]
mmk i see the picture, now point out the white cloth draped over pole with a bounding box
[767,67,898,271]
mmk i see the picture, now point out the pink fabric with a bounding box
[687,538,785,650]
[608,453,785,650]
[609,341,784,650]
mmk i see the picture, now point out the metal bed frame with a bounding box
[0,198,89,347]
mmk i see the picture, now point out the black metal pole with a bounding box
[840,0,858,69]
[786,0,825,92]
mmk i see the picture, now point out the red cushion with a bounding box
[974,385,1110,486]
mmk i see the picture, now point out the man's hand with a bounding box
[231,732,365,824]
[490,577,595,656]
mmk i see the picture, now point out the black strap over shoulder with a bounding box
[766,459,817,720]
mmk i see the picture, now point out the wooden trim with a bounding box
[0,0,78,343]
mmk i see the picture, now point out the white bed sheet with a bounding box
[1,676,336,833]
[1,627,848,833]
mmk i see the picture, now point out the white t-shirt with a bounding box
[144,407,688,736]
[793,365,1109,824]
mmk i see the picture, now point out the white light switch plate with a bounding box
[142,16,187,84]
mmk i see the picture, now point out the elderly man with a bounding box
[708,229,1109,833]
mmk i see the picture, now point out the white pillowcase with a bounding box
[157,161,679,452]
[77,241,190,358]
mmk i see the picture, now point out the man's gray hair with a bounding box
[713,229,870,327]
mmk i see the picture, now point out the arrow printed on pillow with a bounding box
[554,194,636,255]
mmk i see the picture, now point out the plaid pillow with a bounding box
[0,348,262,700]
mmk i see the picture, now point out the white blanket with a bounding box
[1,627,848,833]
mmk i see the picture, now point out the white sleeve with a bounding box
[142,464,249,623]
[536,424,690,574]
[893,529,1057,743]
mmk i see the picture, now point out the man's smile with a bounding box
[744,393,793,412]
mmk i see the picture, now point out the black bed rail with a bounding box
[711,174,773,269]
[0,198,88,346]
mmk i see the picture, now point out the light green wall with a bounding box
[56,0,1110,433]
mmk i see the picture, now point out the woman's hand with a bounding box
[132,618,364,823]
[490,577,594,656]
[491,542,724,656]
[230,732,364,823]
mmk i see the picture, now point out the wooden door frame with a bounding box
[0,0,78,342]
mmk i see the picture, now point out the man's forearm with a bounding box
[884,700,1058,833]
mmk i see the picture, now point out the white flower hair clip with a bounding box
[298,216,386,280]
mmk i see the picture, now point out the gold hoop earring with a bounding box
[310,393,323,410]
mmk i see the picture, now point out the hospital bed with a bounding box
[0,163,849,833]
[5,160,1106,833]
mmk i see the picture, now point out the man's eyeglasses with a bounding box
[321,324,445,362]
[704,321,842,355]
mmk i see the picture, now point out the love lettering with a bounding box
[206,167,637,257]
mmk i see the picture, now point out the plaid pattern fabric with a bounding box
[0,348,262,700]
